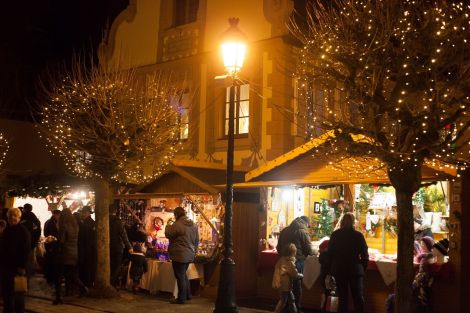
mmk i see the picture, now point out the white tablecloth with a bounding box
[302,254,400,288]
[374,258,397,286]
[302,255,321,289]
[129,259,204,298]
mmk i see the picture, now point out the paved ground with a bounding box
[1,275,321,313]
[17,294,271,313]
[0,275,272,313]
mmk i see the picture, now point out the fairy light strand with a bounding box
[290,0,470,176]
[38,64,183,185]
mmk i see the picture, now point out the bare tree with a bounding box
[290,1,469,312]
[38,59,183,296]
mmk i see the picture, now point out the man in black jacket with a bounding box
[20,203,41,250]
[20,203,41,280]
[276,216,313,312]
[78,206,97,287]
[109,204,132,289]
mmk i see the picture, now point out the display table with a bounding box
[129,259,204,298]
[258,249,450,287]
[257,249,452,313]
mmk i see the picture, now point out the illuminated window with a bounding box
[179,93,190,140]
[169,92,190,140]
[224,84,249,136]
[174,0,199,26]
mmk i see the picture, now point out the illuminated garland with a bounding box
[0,133,8,168]
[290,0,469,175]
[38,64,183,184]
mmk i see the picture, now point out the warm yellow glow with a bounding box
[220,18,247,76]
[222,41,246,75]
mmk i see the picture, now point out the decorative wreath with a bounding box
[153,217,164,231]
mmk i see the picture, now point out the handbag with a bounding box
[14,275,28,293]
[324,295,339,312]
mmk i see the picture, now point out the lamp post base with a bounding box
[213,259,238,313]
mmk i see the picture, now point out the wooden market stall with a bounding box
[238,135,457,313]
[115,159,260,298]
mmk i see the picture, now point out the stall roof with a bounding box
[243,131,457,187]
[118,159,249,198]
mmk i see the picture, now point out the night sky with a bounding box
[0,0,128,120]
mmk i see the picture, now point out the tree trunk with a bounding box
[388,163,422,313]
[91,177,117,298]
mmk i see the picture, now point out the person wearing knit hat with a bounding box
[412,252,436,312]
[420,236,435,253]
[413,241,423,263]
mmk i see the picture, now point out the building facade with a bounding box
[99,0,307,170]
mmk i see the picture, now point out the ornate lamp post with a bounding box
[213,17,246,313]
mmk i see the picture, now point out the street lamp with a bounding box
[213,17,246,313]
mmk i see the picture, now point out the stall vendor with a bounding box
[413,205,433,240]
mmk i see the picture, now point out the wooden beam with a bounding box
[168,164,219,194]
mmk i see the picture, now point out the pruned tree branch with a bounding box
[37,57,184,184]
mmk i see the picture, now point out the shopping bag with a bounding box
[14,275,28,293]
[325,295,339,312]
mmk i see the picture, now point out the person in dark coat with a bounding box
[128,243,148,294]
[165,207,199,304]
[20,203,41,250]
[276,216,313,312]
[53,208,87,305]
[0,208,31,313]
[109,204,133,289]
[78,206,97,287]
[43,209,61,285]
[327,212,369,313]
[20,203,41,279]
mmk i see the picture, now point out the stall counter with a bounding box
[257,250,452,313]
[128,259,204,298]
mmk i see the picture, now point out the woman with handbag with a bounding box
[0,208,31,313]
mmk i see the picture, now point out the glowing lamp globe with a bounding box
[221,18,247,76]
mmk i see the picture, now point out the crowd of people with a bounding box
[273,211,448,313]
[0,201,200,312]
[0,203,97,311]
[1,199,450,313]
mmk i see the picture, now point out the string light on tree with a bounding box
[0,133,9,168]
[38,61,184,185]
[290,1,469,312]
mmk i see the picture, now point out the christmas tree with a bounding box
[314,199,334,239]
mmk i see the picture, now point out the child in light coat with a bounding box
[272,243,303,313]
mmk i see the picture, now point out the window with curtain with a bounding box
[224,84,249,137]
